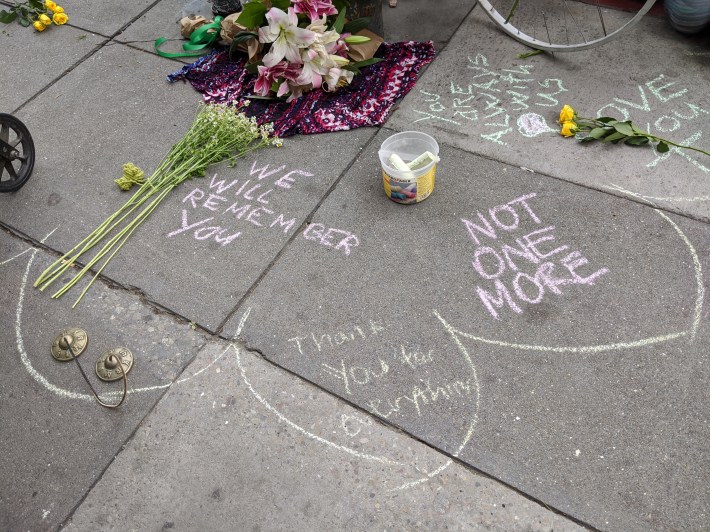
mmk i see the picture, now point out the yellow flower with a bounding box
[44,0,56,10]
[560,121,577,137]
[559,104,575,124]
[53,12,68,25]
[39,13,52,25]
[33,20,46,31]
[53,5,64,13]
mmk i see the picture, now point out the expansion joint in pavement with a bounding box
[11,0,166,115]
[225,336,595,531]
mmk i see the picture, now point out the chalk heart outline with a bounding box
[439,209,704,353]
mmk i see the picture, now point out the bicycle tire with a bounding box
[0,113,35,192]
[478,0,658,52]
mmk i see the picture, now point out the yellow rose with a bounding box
[53,12,68,25]
[560,121,577,137]
[33,20,46,31]
[39,13,52,25]
[53,5,64,13]
[44,0,56,10]
[559,104,575,124]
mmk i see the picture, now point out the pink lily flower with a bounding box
[293,0,338,22]
[296,48,328,88]
[285,82,311,102]
[258,7,317,67]
[254,61,302,97]
[324,32,349,57]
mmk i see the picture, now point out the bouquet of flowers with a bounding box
[35,103,282,306]
[0,0,68,32]
[223,0,382,101]
[558,104,710,159]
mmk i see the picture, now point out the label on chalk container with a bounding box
[383,165,437,204]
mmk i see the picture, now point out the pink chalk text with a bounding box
[461,193,609,319]
[168,160,359,254]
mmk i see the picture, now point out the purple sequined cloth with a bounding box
[168,41,436,137]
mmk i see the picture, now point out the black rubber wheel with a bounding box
[0,113,35,192]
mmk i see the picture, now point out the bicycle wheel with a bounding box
[478,0,658,52]
[0,113,35,192]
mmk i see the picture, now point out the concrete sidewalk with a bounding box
[1,0,708,530]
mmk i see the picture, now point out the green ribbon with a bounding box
[154,16,224,58]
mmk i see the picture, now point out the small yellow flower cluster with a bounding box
[558,104,577,137]
[33,0,68,32]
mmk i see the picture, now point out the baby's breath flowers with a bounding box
[0,0,68,31]
[558,104,710,158]
[35,103,282,306]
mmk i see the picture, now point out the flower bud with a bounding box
[53,12,68,24]
[330,54,349,67]
[39,14,51,25]
[44,0,56,10]
[33,20,46,31]
[343,35,371,44]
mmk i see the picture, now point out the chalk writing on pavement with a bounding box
[461,193,609,319]
[168,160,360,255]
[597,74,709,173]
[413,54,568,146]
[413,55,709,174]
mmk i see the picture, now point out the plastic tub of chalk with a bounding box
[379,131,440,205]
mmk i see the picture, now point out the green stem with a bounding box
[70,185,175,307]
[38,103,278,302]
[575,116,710,158]
[505,0,520,23]
[651,137,710,157]
[35,151,187,289]
[46,148,213,293]
[35,185,163,289]
[52,185,174,299]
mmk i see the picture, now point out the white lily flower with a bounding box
[259,7,317,67]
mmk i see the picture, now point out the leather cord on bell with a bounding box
[65,342,127,409]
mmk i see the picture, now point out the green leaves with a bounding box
[229,31,259,60]
[576,118,653,146]
[624,136,649,146]
[333,0,350,13]
[270,0,291,9]
[567,106,710,159]
[603,131,627,143]
[0,10,18,24]
[2,3,30,27]
[343,18,370,35]
[331,8,346,33]
[1,0,52,27]
[657,141,670,153]
[343,57,383,74]
[588,127,608,140]
[237,1,268,29]
[245,61,261,74]
[611,121,635,136]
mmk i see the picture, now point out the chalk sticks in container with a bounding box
[379,131,440,204]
